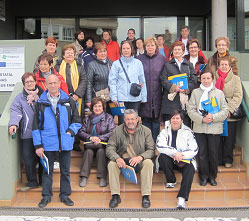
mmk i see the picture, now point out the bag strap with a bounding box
[119,59,131,83]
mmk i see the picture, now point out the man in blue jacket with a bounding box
[32,74,81,208]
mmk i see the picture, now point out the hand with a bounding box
[129,156,143,167]
[202,113,213,124]
[36,148,44,158]
[173,152,183,162]
[72,94,79,101]
[139,83,143,88]
[175,85,184,93]
[90,136,101,145]
[113,100,119,107]
[228,112,231,119]
[9,125,17,135]
[86,102,91,108]
[116,158,126,168]
[66,132,72,136]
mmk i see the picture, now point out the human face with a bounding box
[96,48,107,60]
[217,39,229,56]
[77,32,84,41]
[136,39,144,50]
[93,101,104,115]
[170,114,183,131]
[173,46,184,59]
[24,76,36,91]
[181,28,189,39]
[45,75,60,96]
[157,36,164,47]
[102,32,111,41]
[86,39,93,48]
[63,48,75,63]
[219,60,230,73]
[124,113,138,130]
[189,42,200,58]
[127,30,135,40]
[39,59,52,73]
[201,72,213,87]
[121,43,132,58]
[146,41,157,56]
[45,43,57,55]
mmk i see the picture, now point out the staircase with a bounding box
[13,144,249,209]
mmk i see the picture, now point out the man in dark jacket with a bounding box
[33,74,81,208]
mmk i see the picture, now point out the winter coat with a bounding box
[79,48,94,70]
[108,55,147,103]
[160,58,197,115]
[214,68,243,122]
[102,39,120,61]
[187,86,229,134]
[78,112,116,142]
[32,89,81,151]
[73,39,84,57]
[137,52,166,119]
[86,57,113,103]
[106,123,155,161]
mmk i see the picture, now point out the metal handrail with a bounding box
[242,98,249,122]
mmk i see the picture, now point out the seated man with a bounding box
[106,109,155,208]
[156,110,198,209]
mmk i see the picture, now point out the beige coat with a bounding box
[187,86,229,134]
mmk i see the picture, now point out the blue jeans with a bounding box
[142,118,160,143]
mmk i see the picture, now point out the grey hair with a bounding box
[45,73,60,83]
[124,109,138,118]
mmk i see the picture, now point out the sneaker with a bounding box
[99,178,107,187]
[225,163,232,168]
[54,162,60,170]
[177,197,186,209]
[166,182,176,188]
[79,177,88,187]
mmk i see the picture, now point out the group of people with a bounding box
[8,25,243,210]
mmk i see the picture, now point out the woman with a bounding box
[9,72,43,191]
[79,36,95,70]
[72,29,85,57]
[35,53,69,94]
[156,110,198,209]
[187,70,229,186]
[108,40,147,125]
[214,57,243,168]
[78,97,115,187]
[184,38,208,86]
[160,41,197,127]
[207,36,238,76]
[137,37,166,142]
[135,38,145,56]
[86,42,113,114]
[33,36,59,73]
[55,44,87,118]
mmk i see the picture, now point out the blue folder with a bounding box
[168,73,188,90]
[109,101,126,116]
[40,153,49,175]
[121,165,138,184]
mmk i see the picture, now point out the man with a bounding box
[106,109,155,208]
[32,74,81,208]
[177,25,192,56]
[126,28,137,51]
[102,30,120,61]
[156,35,170,61]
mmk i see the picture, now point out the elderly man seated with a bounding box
[106,109,155,208]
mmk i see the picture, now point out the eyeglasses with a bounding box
[217,44,227,47]
[189,46,198,50]
[25,80,35,84]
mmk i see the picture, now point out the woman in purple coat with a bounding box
[137,37,166,142]
[78,97,116,187]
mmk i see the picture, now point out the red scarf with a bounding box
[215,68,229,91]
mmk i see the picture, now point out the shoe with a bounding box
[99,178,107,187]
[142,195,151,208]
[225,163,232,168]
[177,197,186,209]
[109,194,121,208]
[61,197,74,206]
[209,178,217,186]
[200,179,208,186]
[79,177,87,187]
[54,162,60,170]
[166,182,176,188]
[38,198,51,208]
[21,185,38,192]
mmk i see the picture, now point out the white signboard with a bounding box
[0,46,25,91]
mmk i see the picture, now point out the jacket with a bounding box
[108,55,147,103]
[9,86,43,139]
[137,52,166,119]
[32,89,82,151]
[54,58,87,98]
[35,67,69,94]
[106,123,155,161]
[102,39,120,62]
[160,58,197,114]
[214,68,243,122]
[79,47,94,70]
[78,112,116,142]
[86,57,113,103]
[158,45,170,61]
[73,39,84,57]
[187,86,229,134]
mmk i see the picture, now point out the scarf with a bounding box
[168,92,188,110]
[24,88,39,104]
[198,83,214,114]
[90,112,105,136]
[215,68,229,91]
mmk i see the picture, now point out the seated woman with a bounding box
[156,110,198,209]
[9,72,43,191]
[78,97,116,187]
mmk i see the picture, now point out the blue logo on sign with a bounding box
[0,62,6,67]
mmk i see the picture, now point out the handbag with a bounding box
[84,143,103,149]
[95,87,111,101]
[119,59,142,97]
[230,103,244,120]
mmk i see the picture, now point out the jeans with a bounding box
[142,117,160,143]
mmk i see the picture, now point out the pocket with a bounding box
[61,133,75,150]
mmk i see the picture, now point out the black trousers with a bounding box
[158,153,195,201]
[118,101,141,125]
[195,133,220,180]
[219,121,237,165]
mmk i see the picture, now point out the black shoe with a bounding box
[61,197,74,206]
[200,179,208,186]
[142,195,151,208]
[109,194,121,208]
[38,198,51,208]
[209,178,217,186]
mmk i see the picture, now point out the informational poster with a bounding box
[0,46,25,91]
